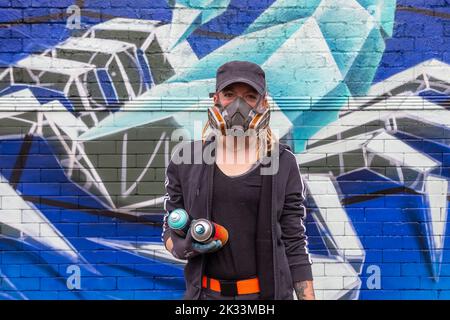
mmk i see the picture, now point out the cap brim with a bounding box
[216,77,265,95]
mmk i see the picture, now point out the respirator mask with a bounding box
[207,94,270,137]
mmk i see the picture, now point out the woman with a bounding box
[162,61,315,300]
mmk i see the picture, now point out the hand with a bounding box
[170,228,223,260]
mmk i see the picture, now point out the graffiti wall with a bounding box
[0,0,449,299]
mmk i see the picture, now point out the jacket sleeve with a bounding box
[280,151,313,282]
[161,155,185,246]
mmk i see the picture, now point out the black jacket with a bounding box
[161,135,313,300]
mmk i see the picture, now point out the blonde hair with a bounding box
[201,102,278,160]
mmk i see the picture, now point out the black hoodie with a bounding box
[161,135,313,300]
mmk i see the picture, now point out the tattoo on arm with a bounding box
[294,280,315,300]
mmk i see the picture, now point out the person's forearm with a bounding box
[294,280,315,300]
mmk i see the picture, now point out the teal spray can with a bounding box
[167,208,192,237]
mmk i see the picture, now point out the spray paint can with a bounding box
[190,218,229,246]
[167,208,192,238]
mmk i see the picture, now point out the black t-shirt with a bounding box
[204,161,262,280]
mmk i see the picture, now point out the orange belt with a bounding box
[202,275,260,296]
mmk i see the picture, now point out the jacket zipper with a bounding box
[198,140,214,297]
[272,159,279,299]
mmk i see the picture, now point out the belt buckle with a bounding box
[219,279,238,297]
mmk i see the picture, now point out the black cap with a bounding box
[215,60,266,96]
